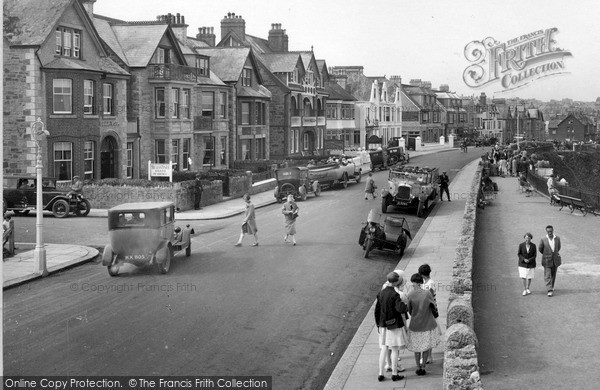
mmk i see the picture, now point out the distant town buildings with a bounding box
[3,0,598,178]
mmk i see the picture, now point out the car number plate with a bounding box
[400,202,408,206]
[124,254,149,261]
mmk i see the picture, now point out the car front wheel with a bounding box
[52,199,70,218]
[157,247,172,274]
[74,199,91,216]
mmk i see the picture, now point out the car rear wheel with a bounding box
[341,173,349,189]
[74,199,91,217]
[157,247,172,274]
[52,199,70,218]
[389,155,399,165]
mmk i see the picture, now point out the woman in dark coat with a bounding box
[518,232,537,295]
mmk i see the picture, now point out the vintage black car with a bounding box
[102,202,192,276]
[274,166,321,202]
[3,176,91,218]
[369,146,410,171]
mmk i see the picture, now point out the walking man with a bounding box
[194,174,203,210]
[538,225,561,297]
[439,171,451,201]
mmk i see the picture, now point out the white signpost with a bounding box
[148,160,173,182]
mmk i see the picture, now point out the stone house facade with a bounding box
[4,0,129,180]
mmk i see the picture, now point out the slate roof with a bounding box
[548,118,563,129]
[3,0,72,46]
[261,53,303,73]
[109,24,169,67]
[93,15,127,62]
[324,82,357,102]
[195,47,251,82]
[238,85,271,99]
[43,56,128,75]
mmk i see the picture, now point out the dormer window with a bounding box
[153,48,170,64]
[241,68,252,87]
[196,57,209,76]
[55,28,81,58]
[288,69,298,83]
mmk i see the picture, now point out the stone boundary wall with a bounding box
[443,163,484,390]
[82,181,223,210]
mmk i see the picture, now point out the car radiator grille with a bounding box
[397,186,411,200]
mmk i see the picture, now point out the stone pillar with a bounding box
[448,134,455,148]
[440,135,445,145]
[398,137,406,149]
[415,136,422,151]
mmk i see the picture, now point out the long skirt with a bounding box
[284,218,296,235]
[407,326,442,352]
[378,326,408,349]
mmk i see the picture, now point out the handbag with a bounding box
[430,302,439,319]
[241,222,249,233]
[385,318,398,330]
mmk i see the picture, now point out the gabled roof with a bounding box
[548,117,564,129]
[195,47,253,83]
[400,88,421,111]
[110,24,171,67]
[403,84,437,96]
[261,53,303,73]
[4,0,73,46]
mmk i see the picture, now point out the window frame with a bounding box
[219,92,227,119]
[171,139,179,171]
[52,78,72,114]
[84,141,95,180]
[241,102,250,125]
[126,142,134,178]
[172,88,180,119]
[83,79,95,115]
[182,139,190,170]
[102,83,114,115]
[241,68,252,87]
[53,142,73,180]
[155,139,167,163]
[201,92,214,118]
[155,88,166,119]
[55,27,81,59]
[182,89,190,119]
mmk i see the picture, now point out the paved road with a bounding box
[473,175,600,389]
[4,148,483,389]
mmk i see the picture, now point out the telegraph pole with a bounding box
[31,118,49,276]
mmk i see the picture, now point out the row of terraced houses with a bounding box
[3,0,545,181]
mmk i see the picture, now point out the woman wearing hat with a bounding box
[518,232,536,295]
[375,271,408,382]
[407,273,441,376]
[234,193,258,247]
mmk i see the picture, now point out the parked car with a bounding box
[358,210,412,258]
[307,155,362,189]
[381,165,440,217]
[274,167,321,202]
[3,176,91,218]
[369,146,410,171]
[102,202,192,276]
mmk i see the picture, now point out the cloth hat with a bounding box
[392,269,407,288]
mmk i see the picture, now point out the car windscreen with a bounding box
[108,211,161,229]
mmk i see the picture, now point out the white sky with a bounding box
[95,0,600,102]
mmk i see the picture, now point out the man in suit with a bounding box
[538,225,562,297]
[439,171,451,201]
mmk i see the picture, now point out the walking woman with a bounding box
[235,193,258,247]
[282,194,299,245]
[365,172,377,200]
[375,272,408,382]
[518,232,536,295]
[407,273,441,376]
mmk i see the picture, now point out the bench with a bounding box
[3,219,15,258]
[556,194,593,216]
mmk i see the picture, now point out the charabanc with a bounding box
[358,209,412,258]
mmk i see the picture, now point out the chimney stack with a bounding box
[439,84,449,92]
[409,79,422,86]
[479,92,487,106]
[80,0,96,18]
[158,12,189,42]
[268,23,289,53]
[221,12,246,42]
[197,27,216,47]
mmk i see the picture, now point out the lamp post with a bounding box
[31,117,49,276]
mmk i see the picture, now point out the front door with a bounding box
[100,136,117,179]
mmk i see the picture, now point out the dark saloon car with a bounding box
[3,176,90,218]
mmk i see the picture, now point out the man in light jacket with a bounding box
[538,225,562,297]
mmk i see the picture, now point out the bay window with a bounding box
[53,79,72,114]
